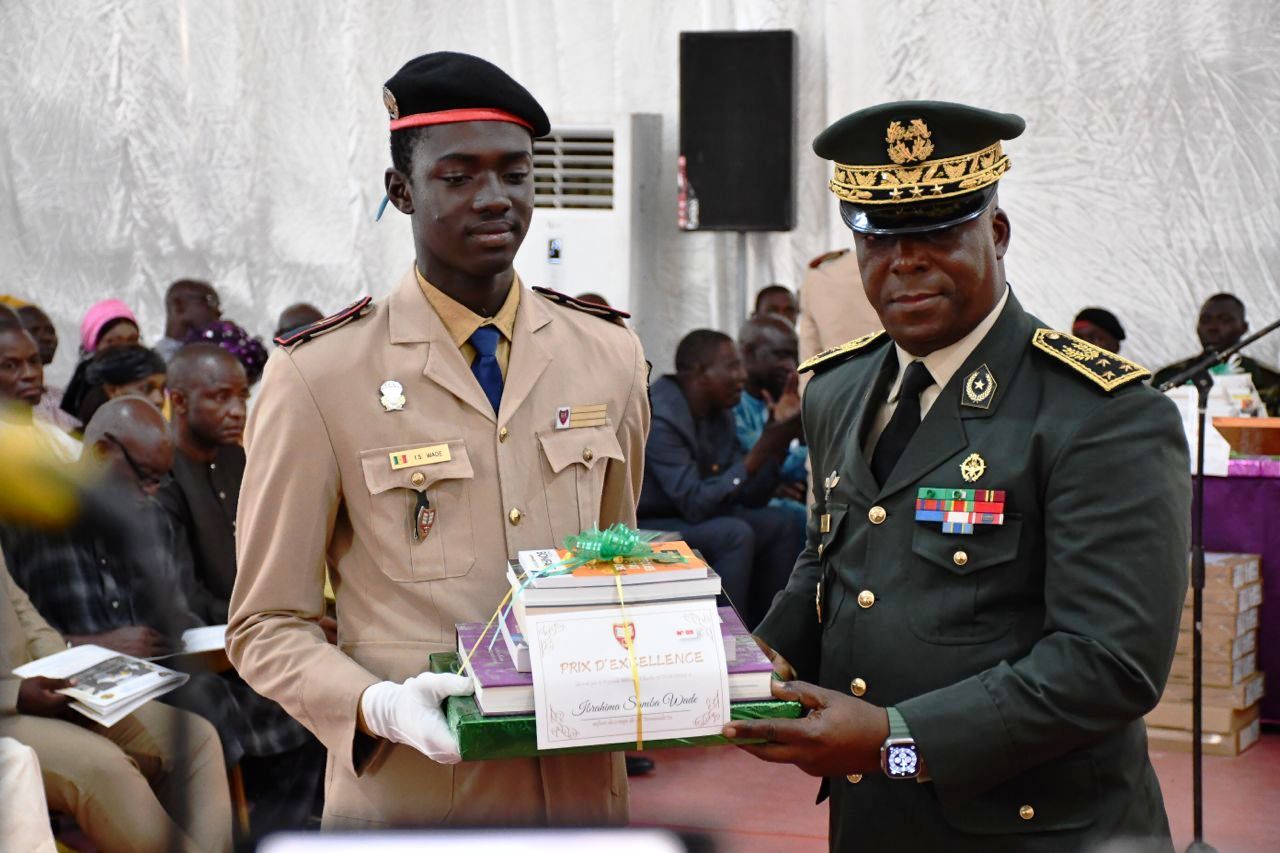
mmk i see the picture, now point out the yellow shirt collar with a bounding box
[415,267,521,349]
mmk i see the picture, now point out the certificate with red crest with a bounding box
[526,598,730,750]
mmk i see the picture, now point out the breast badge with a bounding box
[959,452,986,483]
[380,380,406,412]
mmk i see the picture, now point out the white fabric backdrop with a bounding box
[2,0,1277,385]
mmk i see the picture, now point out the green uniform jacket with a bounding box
[757,292,1190,852]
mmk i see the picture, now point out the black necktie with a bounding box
[870,360,935,486]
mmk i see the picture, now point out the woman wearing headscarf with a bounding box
[62,345,167,425]
[184,320,268,386]
[79,299,141,355]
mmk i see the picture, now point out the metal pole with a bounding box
[1187,373,1216,853]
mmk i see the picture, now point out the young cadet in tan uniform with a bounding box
[227,52,650,828]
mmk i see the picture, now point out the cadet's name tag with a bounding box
[555,403,608,430]
[389,444,452,470]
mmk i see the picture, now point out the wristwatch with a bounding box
[880,707,921,780]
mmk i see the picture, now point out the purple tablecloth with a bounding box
[1199,476,1280,723]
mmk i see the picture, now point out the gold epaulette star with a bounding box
[1031,329,1150,392]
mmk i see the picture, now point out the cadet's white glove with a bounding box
[360,671,474,764]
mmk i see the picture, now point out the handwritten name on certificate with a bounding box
[526,598,730,750]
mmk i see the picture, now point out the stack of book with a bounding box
[459,605,774,717]
[1146,552,1265,757]
[504,542,723,638]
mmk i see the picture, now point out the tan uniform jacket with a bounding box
[1,554,67,711]
[797,249,880,365]
[228,269,650,828]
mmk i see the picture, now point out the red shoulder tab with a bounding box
[808,248,850,269]
[274,296,373,347]
[532,287,631,325]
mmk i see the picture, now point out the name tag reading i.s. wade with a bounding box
[388,444,452,470]
[526,598,730,750]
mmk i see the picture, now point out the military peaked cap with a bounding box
[815,100,1024,235]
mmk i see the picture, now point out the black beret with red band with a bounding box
[382,51,550,137]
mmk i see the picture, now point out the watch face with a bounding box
[885,743,920,778]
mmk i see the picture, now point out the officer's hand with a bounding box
[17,676,75,718]
[359,671,474,764]
[752,635,797,681]
[316,616,339,645]
[723,679,889,777]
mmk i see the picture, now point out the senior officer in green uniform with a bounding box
[725,102,1191,851]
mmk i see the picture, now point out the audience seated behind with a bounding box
[274,302,325,342]
[0,323,82,462]
[157,344,251,625]
[1071,306,1126,354]
[183,319,270,387]
[0,298,81,435]
[0,550,233,853]
[752,283,798,326]
[1152,292,1280,415]
[637,329,806,627]
[734,315,809,525]
[62,344,167,426]
[0,397,324,839]
[156,279,222,363]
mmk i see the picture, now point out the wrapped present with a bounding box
[431,652,801,761]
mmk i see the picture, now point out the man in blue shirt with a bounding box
[638,329,806,626]
[733,315,808,526]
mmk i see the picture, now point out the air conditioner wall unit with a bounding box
[515,114,663,315]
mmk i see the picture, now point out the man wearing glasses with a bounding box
[0,399,318,808]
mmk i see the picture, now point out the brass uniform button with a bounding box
[857,590,875,609]
[582,447,594,462]
[410,472,426,487]
[508,508,523,525]
[868,505,886,524]
[846,774,863,784]
[1019,805,1035,821]
[498,427,509,442]
[953,550,968,567]
[850,677,867,697]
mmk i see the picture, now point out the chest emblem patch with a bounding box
[962,364,997,409]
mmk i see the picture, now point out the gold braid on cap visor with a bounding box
[829,141,1011,205]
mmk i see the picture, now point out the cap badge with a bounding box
[379,379,406,412]
[382,86,400,120]
[885,119,934,165]
[962,363,997,409]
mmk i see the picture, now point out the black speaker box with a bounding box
[679,30,796,232]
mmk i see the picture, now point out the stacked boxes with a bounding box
[1146,553,1265,757]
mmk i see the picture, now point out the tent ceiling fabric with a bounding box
[2,0,1277,383]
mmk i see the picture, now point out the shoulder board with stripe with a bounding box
[798,330,888,374]
[274,296,373,347]
[532,286,630,326]
[808,248,850,269]
[1031,328,1150,392]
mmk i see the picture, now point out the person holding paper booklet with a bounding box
[229,52,649,828]
[0,553,232,853]
[729,102,1191,851]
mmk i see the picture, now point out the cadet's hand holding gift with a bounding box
[360,671,474,764]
